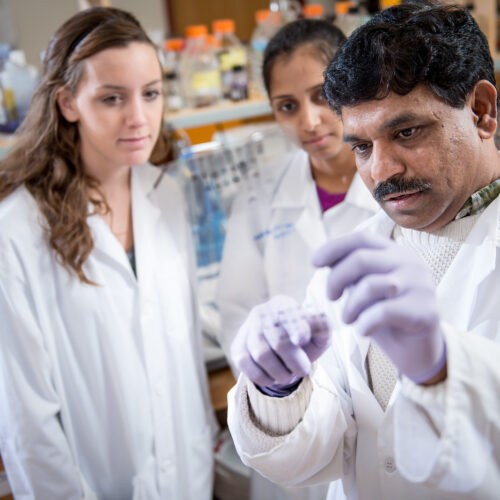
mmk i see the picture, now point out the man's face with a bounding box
[342,84,490,232]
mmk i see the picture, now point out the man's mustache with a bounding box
[373,177,432,202]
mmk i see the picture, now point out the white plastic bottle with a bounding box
[0,48,38,132]
[212,19,248,101]
[179,25,221,108]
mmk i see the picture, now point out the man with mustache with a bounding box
[226,2,500,499]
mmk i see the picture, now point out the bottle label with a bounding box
[2,88,17,117]
[251,40,267,53]
[191,71,221,91]
[219,47,247,71]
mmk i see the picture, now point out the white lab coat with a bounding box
[0,165,217,500]
[217,149,378,358]
[228,194,500,500]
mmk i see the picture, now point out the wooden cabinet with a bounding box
[0,455,12,500]
[166,0,271,41]
[208,365,236,427]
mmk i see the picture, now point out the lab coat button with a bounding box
[384,456,396,473]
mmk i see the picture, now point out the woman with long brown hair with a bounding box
[0,7,215,499]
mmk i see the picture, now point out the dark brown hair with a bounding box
[0,7,169,283]
[323,1,497,113]
[263,19,346,96]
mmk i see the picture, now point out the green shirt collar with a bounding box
[455,178,500,220]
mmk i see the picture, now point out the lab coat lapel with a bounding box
[130,166,162,286]
[294,188,328,250]
[271,151,327,250]
[87,206,136,285]
[437,196,499,329]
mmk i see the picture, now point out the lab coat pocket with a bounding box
[132,455,160,500]
[185,424,214,500]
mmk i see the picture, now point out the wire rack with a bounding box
[166,127,295,275]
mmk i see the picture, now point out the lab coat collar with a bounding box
[270,150,379,214]
[356,190,500,243]
[344,173,380,213]
[355,207,395,238]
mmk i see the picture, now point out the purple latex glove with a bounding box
[230,295,331,389]
[312,232,446,384]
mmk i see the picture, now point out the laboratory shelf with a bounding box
[165,97,272,130]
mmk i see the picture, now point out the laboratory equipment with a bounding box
[180,25,221,108]
[212,19,248,101]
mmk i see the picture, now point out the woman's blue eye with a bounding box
[102,95,122,105]
[144,89,160,100]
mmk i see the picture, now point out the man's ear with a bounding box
[56,87,79,123]
[470,80,497,140]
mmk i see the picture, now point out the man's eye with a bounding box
[353,143,369,154]
[398,127,417,138]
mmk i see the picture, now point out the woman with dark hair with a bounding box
[217,18,378,500]
[0,7,215,499]
[218,18,378,361]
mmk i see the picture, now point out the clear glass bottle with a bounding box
[269,0,301,23]
[163,38,185,112]
[179,25,221,108]
[212,19,248,101]
[230,65,248,101]
[249,10,282,98]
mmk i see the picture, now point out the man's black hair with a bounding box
[323,0,497,113]
[263,18,346,95]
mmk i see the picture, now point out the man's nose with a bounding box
[369,143,405,183]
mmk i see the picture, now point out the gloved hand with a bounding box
[230,295,331,390]
[312,232,446,384]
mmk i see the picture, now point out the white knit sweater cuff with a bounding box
[246,376,313,436]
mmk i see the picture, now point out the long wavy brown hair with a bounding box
[0,7,170,283]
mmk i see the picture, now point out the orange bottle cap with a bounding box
[164,38,184,52]
[185,25,207,38]
[212,19,236,34]
[303,4,325,17]
[335,2,351,15]
[255,9,270,23]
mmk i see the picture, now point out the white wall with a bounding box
[4,0,167,68]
